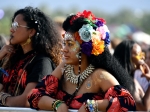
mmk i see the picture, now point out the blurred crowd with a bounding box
[0,6,150,111]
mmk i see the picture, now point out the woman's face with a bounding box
[62,32,80,65]
[145,51,150,67]
[10,14,31,45]
[131,43,145,66]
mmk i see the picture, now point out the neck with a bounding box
[73,57,89,75]
[21,43,33,54]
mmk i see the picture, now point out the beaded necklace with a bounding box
[65,64,95,84]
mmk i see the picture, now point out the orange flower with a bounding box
[91,38,104,55]
[74,32,83,44]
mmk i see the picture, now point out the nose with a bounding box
[10,27,15,33]
[62,45,69,53]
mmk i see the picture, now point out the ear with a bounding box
[29,28,36,38]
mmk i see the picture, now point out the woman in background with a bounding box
[114,39,150,111]
[0,6,62,107]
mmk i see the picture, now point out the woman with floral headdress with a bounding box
[0,6,62,107]
[28,10,136,112]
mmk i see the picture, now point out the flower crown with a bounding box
[64,10,110,56]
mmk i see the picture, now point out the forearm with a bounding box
[6,94,29,107]
[38,96,55,110]
[97,99,109,112]
[143,86,150,110]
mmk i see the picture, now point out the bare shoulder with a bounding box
[92,68,119,92]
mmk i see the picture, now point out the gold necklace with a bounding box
[64,64,95,84]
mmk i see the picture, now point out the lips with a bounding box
[63,55,69,59]
[10,34,14,39]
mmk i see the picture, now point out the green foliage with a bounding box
[0,6,150,37]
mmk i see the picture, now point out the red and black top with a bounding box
[28,75,136,111]
[0,50,55,96]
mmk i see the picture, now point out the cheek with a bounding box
[69,42,80,54]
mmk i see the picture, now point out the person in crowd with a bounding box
[53,16,65,36]
[0,6,62,107]
[145,47,150,70]
[114,39,150,111]
[134,47,150,93]
[0,35,8,49]
[28,10,136,112]
[0,35,9,65]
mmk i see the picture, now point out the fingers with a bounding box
[0,45,15,58]
[7,48,15,53]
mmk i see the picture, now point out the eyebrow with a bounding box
[64,39,74,42]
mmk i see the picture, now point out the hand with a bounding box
[56,103,68,112]
[78,104,87,112]
[0,45,15,60]
[140,62,150,80]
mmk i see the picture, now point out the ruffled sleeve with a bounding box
[28,75,59,110]
[104,85,136,111]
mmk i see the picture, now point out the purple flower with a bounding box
[81,41,92,56]
[96,20,103,27]
[104,32,110,46]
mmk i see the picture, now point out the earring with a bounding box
[22,37,31,46]
[26,38,31,44]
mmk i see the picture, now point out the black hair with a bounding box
[113,40,135,77]
[3,6,62,69]
[62,15,135,94]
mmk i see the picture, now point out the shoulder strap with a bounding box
[14,55,36,96]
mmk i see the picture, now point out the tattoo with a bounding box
[85,77,92,89]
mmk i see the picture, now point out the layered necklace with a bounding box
[64,64,95,84]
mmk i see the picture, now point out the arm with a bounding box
[133,79,150,111]
[83,69,135,112]
[38,96,68,111]
[143,86,150,110]
[28,62,66,110]
[5,82,37,107]
[3,56,54,107]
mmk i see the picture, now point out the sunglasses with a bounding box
[11,21,30,31]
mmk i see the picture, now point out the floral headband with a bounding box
[63,10,110,56]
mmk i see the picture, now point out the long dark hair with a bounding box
[3,6,62,69]
[113,40,135,77]
[62,14,135,94]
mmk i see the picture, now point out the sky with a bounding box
[1,0,150,13]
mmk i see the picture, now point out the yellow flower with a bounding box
[91,38,104,55]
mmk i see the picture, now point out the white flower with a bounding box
[79,24,94,42]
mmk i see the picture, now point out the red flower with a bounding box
[70,10,96,25]
[96,17,106,24]
[82,10,96,21]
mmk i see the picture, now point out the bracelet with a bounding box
[0,92,11,106]
[52,99,64,111]
[55,101,64,111]
[85,99,98,112]
[84,102,90,112]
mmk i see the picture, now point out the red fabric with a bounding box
[28,75,136,111]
